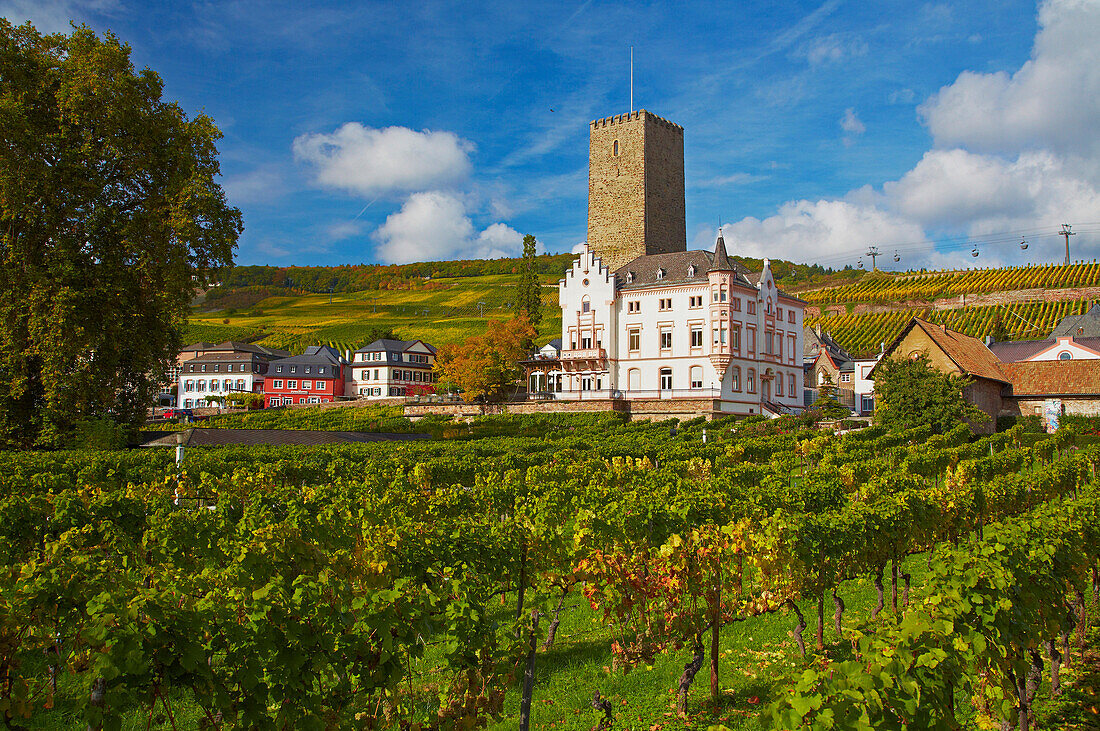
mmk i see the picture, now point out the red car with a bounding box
[159,408,193,420]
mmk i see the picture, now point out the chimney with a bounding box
[984,335,994,346]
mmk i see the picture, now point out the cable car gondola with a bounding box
[1020,239,1028,251]
[893,251,901,262]
[971,246,980,258]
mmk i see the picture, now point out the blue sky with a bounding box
[5,0,1100,270]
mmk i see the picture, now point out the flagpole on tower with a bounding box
[630,46,634,113]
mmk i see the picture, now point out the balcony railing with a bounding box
[531,387,724,401]
[560,347,607,360]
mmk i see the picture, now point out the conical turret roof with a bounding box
[709,232,733,272]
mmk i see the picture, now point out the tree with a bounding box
[810,373,849,419]
[515,234,542,334]
[872,355,987,434]
[0,22,240,447]
[433,316,536,402]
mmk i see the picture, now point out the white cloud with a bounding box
[0,0,118,34]
[221,165,285,205]
[292,123,474,197]
[919,0,1100,159]
[694,172,770,188]
[325,221,363,241]
[372,191,523,264]
[571,241,588,254]
[720,0,1100,268]
[840,108,866,135]
[719,199,931,266]
[802,33,868,65]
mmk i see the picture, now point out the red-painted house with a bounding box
[264,345,348,407]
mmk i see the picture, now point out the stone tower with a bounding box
[586,110,686,271]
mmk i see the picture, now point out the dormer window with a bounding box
[687,264,696,277]
[656,268,665,280]
[625,271,635,284]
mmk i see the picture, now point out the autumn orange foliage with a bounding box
[433,316,536,402]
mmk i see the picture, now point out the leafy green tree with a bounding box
[810,373,849,419]
[515,234,542,333]
[0,22,240,447]
[872,354,987,434]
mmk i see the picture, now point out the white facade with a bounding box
[179,357,265,409]
[852,358,879,415]
[1026,336,1100,361]
[348,339,437,399]
[553,240,805,415]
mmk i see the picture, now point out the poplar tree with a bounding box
[0,22,241,447]
[516,234,541,330]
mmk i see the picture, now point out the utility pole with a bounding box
[1060,224,1075,266]
[866,246,880,271]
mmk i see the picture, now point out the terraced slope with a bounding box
[807,299,1090,356]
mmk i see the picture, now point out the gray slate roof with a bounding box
[1050,304,1100,337]
[140,428,431,448]
[356,338,438,355]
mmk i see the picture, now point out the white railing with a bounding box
[532,388,724,401]
[560,348,607,360]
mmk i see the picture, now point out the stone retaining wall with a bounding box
[403,398,723,421]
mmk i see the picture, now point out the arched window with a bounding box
[656,268,665,280]
[747,369,756,393]
[659,368,673,390]
[687,264,696,277]
[628,368,641,391]
[581,296,590,313]
[690,366,703,389]
[731,367,741,391]
[626,271,635,283]
[613,140,619,156]
[776,371,784,396]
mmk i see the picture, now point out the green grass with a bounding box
[188,275,562,353]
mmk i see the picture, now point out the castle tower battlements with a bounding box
[586,109,686,271]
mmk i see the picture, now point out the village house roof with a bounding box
[988,339,1055,362]
[1000,360,1100,396]
[989,336,1100,362]
[1050,303,1100,337]
[356,338,437,355]
[141,428,432,448]
[877,318,1009,384]
[270,345,347,374]
[612,236,803,303]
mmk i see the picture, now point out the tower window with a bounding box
[613,140,619,156]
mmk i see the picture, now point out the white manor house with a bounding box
[527,109,805,416]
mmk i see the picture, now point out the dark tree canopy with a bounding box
[0,21,241,447]
[515,234,542,332]
[872,354,987,434]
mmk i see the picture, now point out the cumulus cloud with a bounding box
[293,124,474,197]
[719,0,1100,268]
[719,199,930,266]
[372,192,523,264]
[919,0,1100,159]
